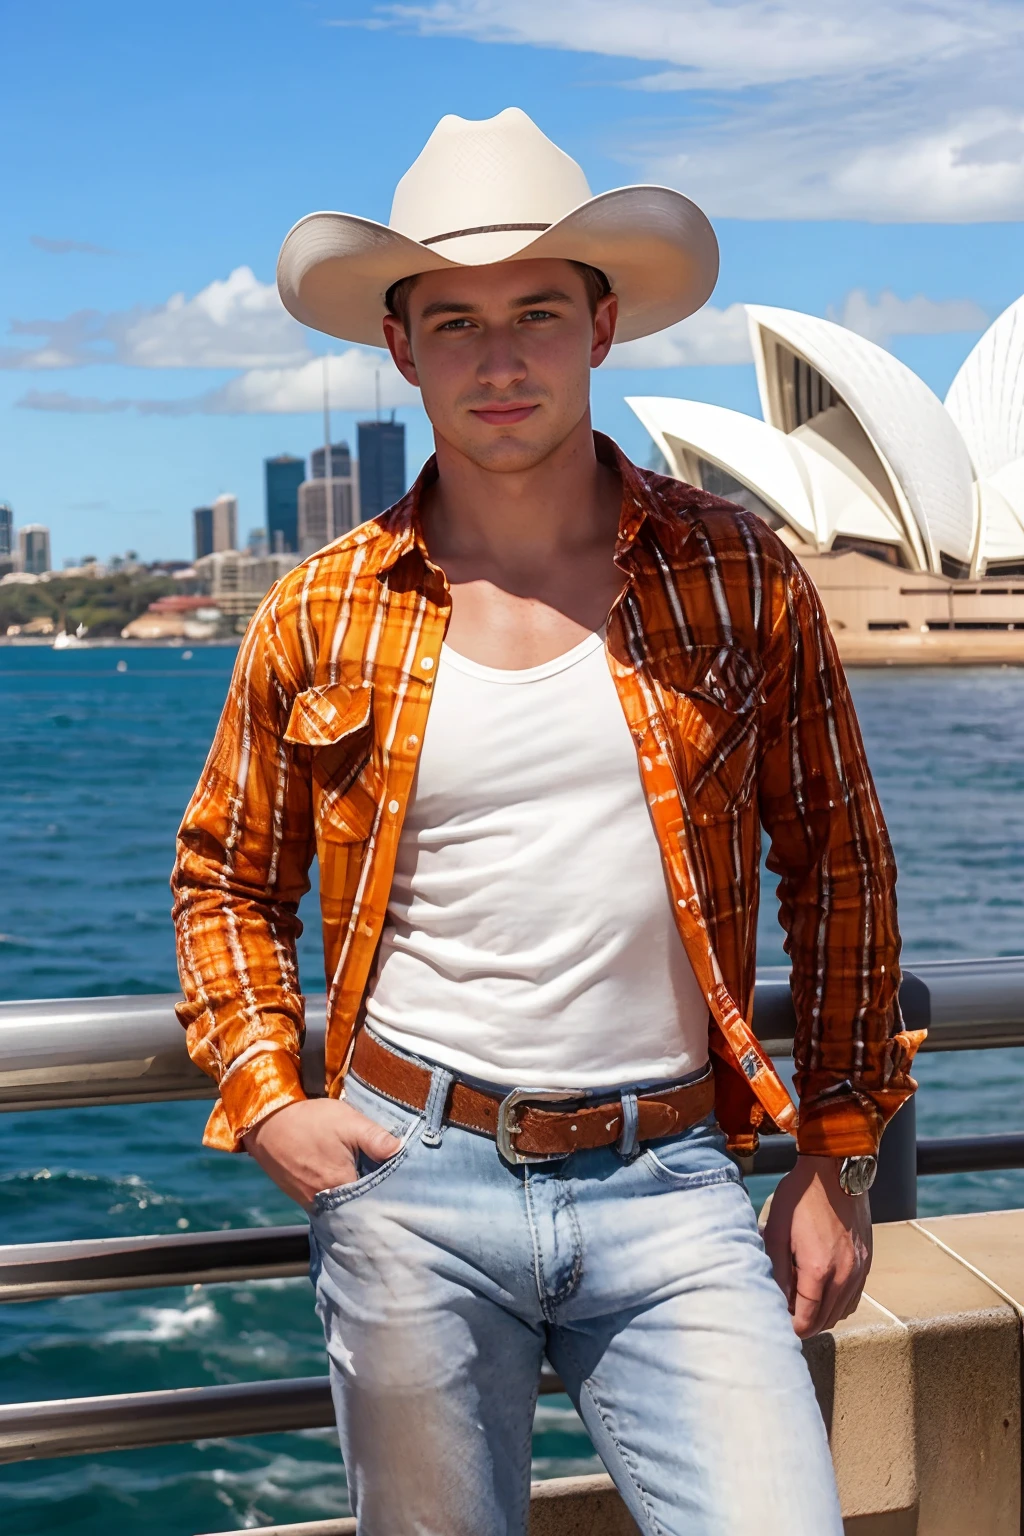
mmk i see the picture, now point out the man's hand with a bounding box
[242,1097,403,1210]
[761,1155,872,1339]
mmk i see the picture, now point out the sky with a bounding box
[2,0,1023,565]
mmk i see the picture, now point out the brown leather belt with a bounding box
[349,1029,716,1165]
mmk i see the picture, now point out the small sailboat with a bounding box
[53,623,87,650]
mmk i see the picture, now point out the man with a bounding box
[173,108,922,1535]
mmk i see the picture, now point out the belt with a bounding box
[349,1029,717,1166]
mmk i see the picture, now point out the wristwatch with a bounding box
[838,1155,878,1197]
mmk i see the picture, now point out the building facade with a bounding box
[265,454,304,554]
[0,503,12,560]
[311,443,354,481]
[193,506,214,561]
[193,549,298,619]
[297,477,359,555]
[18,524,51,575]
[211,494,237,553]
[357,419,406,520]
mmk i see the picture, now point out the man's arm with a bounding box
[171,597,315,1150]
[755,547,922,1335]
[171,596,402,1200]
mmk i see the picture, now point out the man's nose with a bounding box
[476,329,528,391]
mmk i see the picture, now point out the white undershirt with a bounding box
[365,632,710,1088]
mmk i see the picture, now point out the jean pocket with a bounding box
[310,1112,422,1216]
[641,1117,742,1191]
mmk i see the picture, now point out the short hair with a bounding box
[384,260,611,331]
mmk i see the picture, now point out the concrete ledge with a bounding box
[199,1473,638,1536]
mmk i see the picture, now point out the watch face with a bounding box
[841,1156,878,1196]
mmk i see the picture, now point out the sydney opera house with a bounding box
[629,293,1024,662]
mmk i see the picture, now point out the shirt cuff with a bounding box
[795,1092,885,1157]
[202,1047,308,1152]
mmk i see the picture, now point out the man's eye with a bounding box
[437,318,474,331]
[523,310,556,322]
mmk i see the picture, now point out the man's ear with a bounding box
[590,291,618,370]
[382,314,419,387]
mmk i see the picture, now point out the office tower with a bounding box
[18,524,51,575]
[247,527,268,558]
[193,506,214,561]
[211,494,237,552]
[311,442,352,481]
[265,454,304,554]
[0,503,12,560]
[297,473,359,555]
[357,419,406,520]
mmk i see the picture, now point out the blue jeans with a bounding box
[308,1062,843,1536]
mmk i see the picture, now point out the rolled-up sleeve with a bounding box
[757,552,924,1157]
[171,594,315,1151]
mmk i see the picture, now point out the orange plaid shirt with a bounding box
[172,435,922,1158]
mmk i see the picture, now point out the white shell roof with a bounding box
[945,295,1024,481]
[625,396,820,546]
[627,396,906,556]
[747,305,977,572]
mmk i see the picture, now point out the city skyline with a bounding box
[3,2,1023,566]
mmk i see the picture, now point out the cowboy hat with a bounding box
[277,107,719,347]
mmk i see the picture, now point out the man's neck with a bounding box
[423,413,621,580]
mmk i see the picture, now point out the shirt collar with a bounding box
[364,431,681,579]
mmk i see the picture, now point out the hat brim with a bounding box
[276,186,719,348]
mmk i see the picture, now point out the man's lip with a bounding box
[469,403,538,425]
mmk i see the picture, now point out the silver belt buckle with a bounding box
[496,1086,585,1166]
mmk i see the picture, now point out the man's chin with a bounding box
[451,429,568,475]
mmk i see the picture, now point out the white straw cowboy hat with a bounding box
[277,107,719,347]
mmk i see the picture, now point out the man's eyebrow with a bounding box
[511,289,576,307]
[417,288,578,321]
[418,298,479,320]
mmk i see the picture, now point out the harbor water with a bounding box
[2,645,1024,1534]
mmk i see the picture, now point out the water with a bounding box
[1,646,1023,1534]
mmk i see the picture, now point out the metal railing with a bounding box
[1,957,1023,1472]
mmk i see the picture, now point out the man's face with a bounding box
[382,258,617,473]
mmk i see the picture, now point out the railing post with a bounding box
[869,1096,917,1223]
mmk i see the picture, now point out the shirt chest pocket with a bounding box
[284,682,379,845]
[659,646,763,825]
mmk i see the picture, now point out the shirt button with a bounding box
[361,921,374,937]
[388,799,400,814]
[420,656,434,671]
[406,733,419,748]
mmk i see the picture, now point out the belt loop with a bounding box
[421,1066,454,1148]
[617,1091,640,1162]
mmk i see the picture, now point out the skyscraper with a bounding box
[265,454,304,554]
[0,503,13,564]
[18,524,51,575]
[357,419,406,520]
[193,506,214,560]
[311,443,353,481]
[297,475,359,555]
[211,494,237,552]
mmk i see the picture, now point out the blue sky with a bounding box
[3,0,1023,564]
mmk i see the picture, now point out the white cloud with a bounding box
[606,304,751,366]
[831,290,989,346]
[2,268,310,371]
[636,106,1024,221]
[200,351,419,413]
[18,350,418,416]
[359,1,1014,92]
[351,2,1024,220]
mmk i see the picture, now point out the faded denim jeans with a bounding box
[308,1055,843,1536]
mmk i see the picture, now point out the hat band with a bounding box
[419,222,551,247]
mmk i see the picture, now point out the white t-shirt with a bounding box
[365,632,710,1088]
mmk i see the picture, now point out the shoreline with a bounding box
[0,636,240,649]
